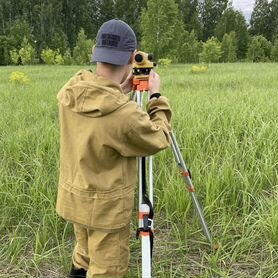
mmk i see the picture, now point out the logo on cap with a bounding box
[101,34,120,47]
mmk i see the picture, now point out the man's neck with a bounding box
[96,63,124,84]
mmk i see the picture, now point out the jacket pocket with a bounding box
[92,184,135,229]
[57,182,135,230]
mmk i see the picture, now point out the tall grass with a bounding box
[0,64,278,277]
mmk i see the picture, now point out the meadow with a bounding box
[0,63,278,278]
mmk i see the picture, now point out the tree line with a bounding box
[0,0,278,65]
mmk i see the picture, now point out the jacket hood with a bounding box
[57,70,129,117]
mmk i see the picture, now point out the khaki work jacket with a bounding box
[56,70,172,230]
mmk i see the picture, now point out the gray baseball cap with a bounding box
[92,19,137,66]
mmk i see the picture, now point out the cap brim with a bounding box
[92,47,131,66]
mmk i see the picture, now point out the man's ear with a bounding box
[128,50,137,64]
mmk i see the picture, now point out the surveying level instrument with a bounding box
[133,51,155,92]
[132,51,215,278]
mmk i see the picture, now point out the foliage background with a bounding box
[0,0,278,65]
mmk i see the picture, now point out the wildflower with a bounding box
[9,71,30,85]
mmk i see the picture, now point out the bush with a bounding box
[199,37,223,63]
[18,37,36,65]
[191,64,208,74]
[63,49,73,65]
[9,71,30,85]
[41,48,56,64]
[10,49,20,65]
[41,48,66,65]
[247,35,271,62]
[54,49,64,65]
[158,58,172,67]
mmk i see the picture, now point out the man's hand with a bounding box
[120,72,133,94]
[148,70,161,96]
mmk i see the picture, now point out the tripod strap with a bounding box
[136,157,154,258]
[142,157,153,219]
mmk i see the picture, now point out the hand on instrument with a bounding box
[148,70,161,96]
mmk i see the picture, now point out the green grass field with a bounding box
[1,63,278,278]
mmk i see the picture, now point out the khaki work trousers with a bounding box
[72,223,130,278]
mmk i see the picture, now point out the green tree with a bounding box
[181,31,202,63]
[60,0,98,49]
[215,8,249,59]
[199,37,223,63]
[8,19,32,50]
[95,0,115,24]
[113,0,147,42]
[247,35,272,62]
[0,0,150,64]
[271,39,278,62]
[32,1,64,52]
[0,36,13,65]
[176,0,203,40]
[250,0,272,41]
[200,0,229,41]
[73,28,93,65]
[0,18,33,64]
[221,32,237,62]
[270,0,278,41]
[49,31,69,54]
[141,0,185,61]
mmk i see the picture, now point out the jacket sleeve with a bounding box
[117,96,172,157]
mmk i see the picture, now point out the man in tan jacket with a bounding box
[56,19,172,278]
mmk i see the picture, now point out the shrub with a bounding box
[158,58,172,67]
[10,49,20,65]
[9,71,30,85]
[54,49,64,65]
[199,37,223,63]
[63,49,73,65]
[41,48,56,64]
[247,35,271,62]
[191,64,208,74]
[18,37,36,65]
[41,48,66,65]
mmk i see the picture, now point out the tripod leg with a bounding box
[142,234,151,278]
[170,131,213,245]
[138,157,152,278]
[149,156,154,229]
[136,91,153,277]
